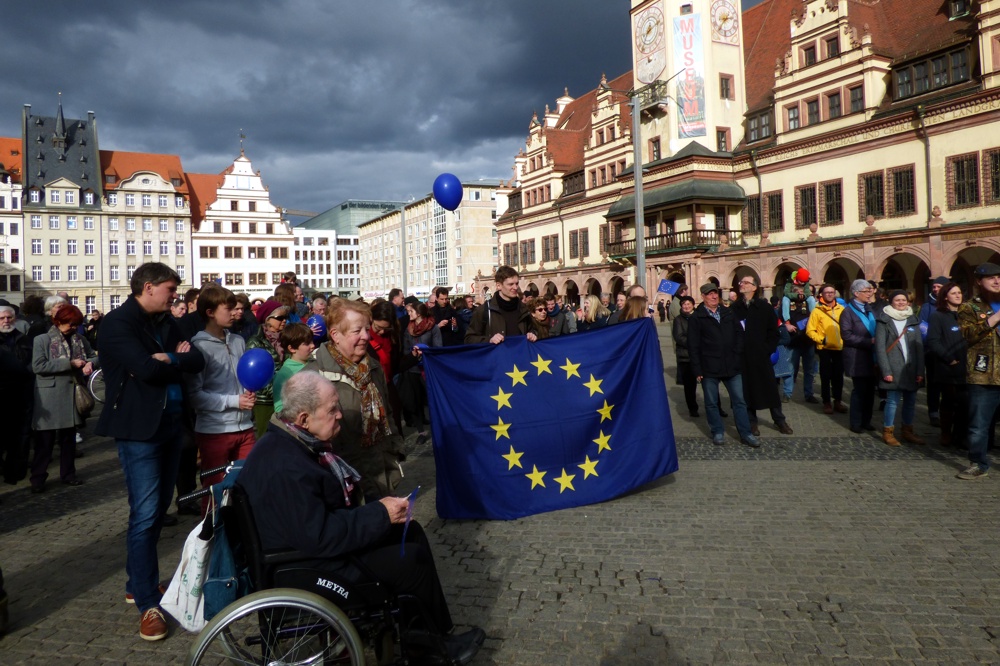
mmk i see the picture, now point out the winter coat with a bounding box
[578,313,611,332]
[733,297,781,410]
[806,302,845,351]
[687,304,744,379]
[875,310,924,391]
[465,294,531,343]
[402,321,441,374]
[187,330,255,434]
[926,309,967,385]
[313,344,405,499]
[547,306,577,336]
[671,312,691,363]
[32,328,98,431]
[958,297,1000,386]
[0,329,33,397]
[840,301,877,378]
[95,296,205,441]
[429,303,462,346]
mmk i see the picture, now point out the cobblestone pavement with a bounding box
[2,322,999,664]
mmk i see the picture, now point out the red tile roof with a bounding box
[0,136,22,183]
[99,150,189,194]
[184,172,224,231]
[742,0,976,113]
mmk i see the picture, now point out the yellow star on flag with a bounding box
[525,465,546,489]
[560,358,581,379]
[578,456,599,479]
[596,400,614,422]
[593,430,612,453]
[502,445,524,470]
[506,365,528,387]
[530,354,552,375]
[554,468,576,493]
[490,417,512,441]
[491,387,513,410]
[583,374,604,396]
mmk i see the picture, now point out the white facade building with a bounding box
[189,151,293,300]
[291,226,360,297]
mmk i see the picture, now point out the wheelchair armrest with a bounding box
[261,548,312,567]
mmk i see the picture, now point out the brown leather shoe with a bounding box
[823,403,834,415]
[882,427,900,447]
[140,607,168,641]
[777,422,794,435]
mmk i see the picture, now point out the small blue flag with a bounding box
[657,279,681,296]
[422,319,678,520]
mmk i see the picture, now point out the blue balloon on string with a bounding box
[770,350,780,365]
[432,173,463,211]
[307,315,327,341]
[237,348,276,392]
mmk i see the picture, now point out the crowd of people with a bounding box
[668,264,1000,483]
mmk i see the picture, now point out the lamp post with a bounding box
[601,71,683,290]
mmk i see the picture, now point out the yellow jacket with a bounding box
[806,302,845,350]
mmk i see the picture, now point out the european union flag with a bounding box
[422,318,678,520]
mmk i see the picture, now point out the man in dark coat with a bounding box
[0,306,33,484]
[95,262,205,641]
[841,279,878,433]
[429,286,462,346]
[688,283,759,447]
[465,266,537,344]
[733,277,793,436]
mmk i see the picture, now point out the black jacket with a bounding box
[429,303,462,346]
[926,309,967,384]
[671,312,692,363]
[238,420,391,575]
[465,294,530,343]
[688,303,744,379]
[95,296,205,441]
[733,297,781,410]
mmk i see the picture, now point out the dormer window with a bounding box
[29,190,40,203]
[893,47,970,100]
[950,0,969,18]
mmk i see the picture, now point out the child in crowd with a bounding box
[272,323,316,413]
[187,284,257,497]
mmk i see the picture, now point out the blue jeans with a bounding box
[783,345,815,398]
[966,385,1000,470]
[117,414,183,613]
[701,375,753,439]
[883,389,916,428]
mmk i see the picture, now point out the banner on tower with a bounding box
[674,14,706,139]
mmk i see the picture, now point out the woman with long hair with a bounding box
[30,304,98,491]
[578,294,611,331]
[926,282,968,447]
[618,295,649,322]
[875,290,925,446]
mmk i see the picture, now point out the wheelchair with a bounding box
[186,483,460,666]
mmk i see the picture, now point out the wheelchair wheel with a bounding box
[88,367,105,404]
[187,589,365,666]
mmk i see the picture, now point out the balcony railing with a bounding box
[607,229,743,256]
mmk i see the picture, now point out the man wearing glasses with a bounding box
[840,279,879,433]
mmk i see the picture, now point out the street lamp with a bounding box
[601,70,683,290]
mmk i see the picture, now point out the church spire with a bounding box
[53,92,68,158]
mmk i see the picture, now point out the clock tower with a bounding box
[630,0,746,156]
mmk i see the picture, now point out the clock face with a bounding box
[634,6,664,55]
[711,0,739,40]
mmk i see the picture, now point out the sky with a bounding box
[0,0,766,218]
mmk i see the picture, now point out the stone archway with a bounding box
[947,246,1000,296]
[543,281,558,296]
[877,252,929,301]
[608,275,625,297]
[584,277,602,297]
[772,261,807,298]
[820,257,864,300]
[564,280,580,308]
[525,282,539,298]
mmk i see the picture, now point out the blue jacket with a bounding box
[95,296,205,441]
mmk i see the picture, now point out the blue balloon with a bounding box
[432,173,463,211]
[769,350,780,365]
[918,320,929,341]
[237,348,276,392]
[307,315,327,342]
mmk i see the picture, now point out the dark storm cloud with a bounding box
[0,0,633,213]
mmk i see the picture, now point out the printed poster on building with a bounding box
[674,14,706,138]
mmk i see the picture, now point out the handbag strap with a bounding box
[885,326,908,354]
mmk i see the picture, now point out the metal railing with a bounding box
[607,229,743,256]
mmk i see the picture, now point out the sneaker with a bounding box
[126,583,168,605]
[139,607,168,641]
[956,465,989,481]
[741,435,761,448]
[805,396,820,404]
[712,434,725,446]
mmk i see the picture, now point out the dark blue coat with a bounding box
[688,303,744,379]
[926,309,967,384]
[840,301,876,378]
[95,296,204,441]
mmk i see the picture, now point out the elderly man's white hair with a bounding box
[0,305,15,317]
[278,370,336,420]
[44,295,67,313]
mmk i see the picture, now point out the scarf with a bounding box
[47,326,87,366]
[882,305,914,321]
[326,343,389,447]
[263,328,285,361]
[850,300,875,337]
[279,416,362,507]
[407,316,435,338]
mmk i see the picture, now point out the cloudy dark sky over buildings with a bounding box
[1,0,764,215]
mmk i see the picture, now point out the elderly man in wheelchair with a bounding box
[188,370,484,665]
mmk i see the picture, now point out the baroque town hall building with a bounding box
[497,0,1000,301]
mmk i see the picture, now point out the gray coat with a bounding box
[32,329,98,431]
[875,310,924,392]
